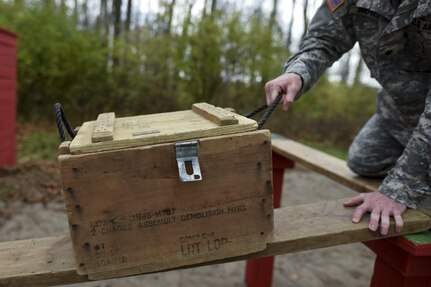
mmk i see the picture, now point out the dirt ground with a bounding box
[0,162,376,287]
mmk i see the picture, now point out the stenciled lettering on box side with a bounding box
[76,202,255,270]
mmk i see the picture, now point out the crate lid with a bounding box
[69,103,258,154]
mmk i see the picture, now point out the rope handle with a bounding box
[53,103,76,143]
[245,94,282,129]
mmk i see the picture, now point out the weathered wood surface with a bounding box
[1,199,430,287]
[60,130,273,277]
[70,109,256,155]
[192,103,239,126]
[91,112,115,143]
[57,141,71,155]
[0,236,87,287]
[272,139,381,193]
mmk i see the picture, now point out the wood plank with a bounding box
[0,199,429,286]
[0,236,87,287]
[70,109,257,155]
[272,139,381,193]
[58,141,71,155]
[91,112,115,143]
[192,102,239,126]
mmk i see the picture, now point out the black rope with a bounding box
[244,103,267,118]
[53,103,76,143]
[245,94,282,130]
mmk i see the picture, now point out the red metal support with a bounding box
[365,236,431,287]
[244,151,295,287]
[245,146,431,287]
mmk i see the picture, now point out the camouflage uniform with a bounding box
[284,0,431,208]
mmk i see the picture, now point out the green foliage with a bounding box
[18,130,59,161]
[0,0,377,151]
[0,1,110,122]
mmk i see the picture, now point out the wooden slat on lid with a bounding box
[91,112,115,143]
[69,104,257,155]
[192,103,238,126]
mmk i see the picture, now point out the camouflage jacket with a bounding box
[284,0,431,208]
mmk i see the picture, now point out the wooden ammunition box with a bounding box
[59,103,273,279]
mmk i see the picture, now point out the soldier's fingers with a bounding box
[369,208,382,232]
[352,203,367,223]
[282,88,296,111]
[393,213,404,233]
[271,89,282,104]
[380,209,390,235]
[343,194,364,206]
[264,82,281,106]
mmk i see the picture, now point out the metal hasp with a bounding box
[175,140,203,182]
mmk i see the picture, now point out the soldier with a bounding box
[265,0,431,235]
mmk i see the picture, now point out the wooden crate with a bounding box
[59,103,274,279]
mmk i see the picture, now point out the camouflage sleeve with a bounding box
[284,1,356,96]
[378,90,431,209]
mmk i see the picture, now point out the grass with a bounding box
[17,125,60,162]
[0,183,16,201]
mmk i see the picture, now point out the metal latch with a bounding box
[175,140,202,182]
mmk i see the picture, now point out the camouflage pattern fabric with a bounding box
[284,0,431,208]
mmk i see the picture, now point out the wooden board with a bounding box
[0,236,87,287]
[192,103,238,126]
[91,112,115,143]
[60,130,273,277]
[70,109,257,155]
[272,139,381,193]
[1,199,430,287]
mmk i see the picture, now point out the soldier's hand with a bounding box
[264,73,303,111]
[343,192,407,235]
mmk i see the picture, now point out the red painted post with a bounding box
[245,151,295,287]
[365,236,431,287]
[0,28,18,167]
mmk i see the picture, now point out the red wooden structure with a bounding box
[245,152,294,287]
[0,28,18,167]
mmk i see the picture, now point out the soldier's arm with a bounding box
[378,90,431,209]
[344,90,431,235]
[284,0,357,96]
[266,1,357,107]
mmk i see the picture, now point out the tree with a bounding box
[300,0,309,42]
[353,56,364,86]
[286,0,296,50]
[112,0,122,68]
[340,51,351,84]
[125,0,132,32]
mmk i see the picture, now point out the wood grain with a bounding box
[91,112,115,143]
[272,139,381,193]
[192,103,238,126]
[70,109,256,155]
[58,141,71,155]
[60,130,273,277]
[1,199,429,286]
